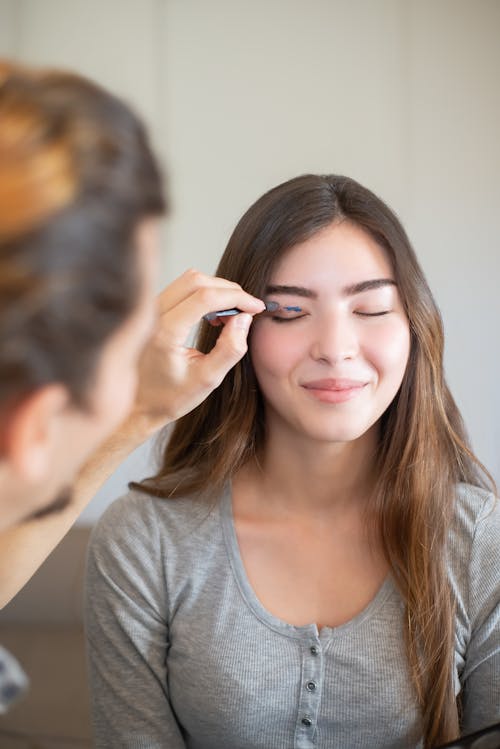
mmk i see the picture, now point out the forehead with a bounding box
[270,221,393,285]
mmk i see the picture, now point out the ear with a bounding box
[4,384,70,482]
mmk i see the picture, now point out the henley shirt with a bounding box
[85,482,500,748]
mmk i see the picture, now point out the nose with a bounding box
[309,311,359,364]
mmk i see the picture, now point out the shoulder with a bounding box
[89,487,224,563]
[449,482,499,552]
[448,482,500,624]
[86,488,229,616]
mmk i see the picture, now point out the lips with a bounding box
[301,378,368,403]
[302,378,367,390]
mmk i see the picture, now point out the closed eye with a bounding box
[270,314,307,323]
[354,311,391,317]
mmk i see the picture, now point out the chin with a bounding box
[312,430,371,445]
[289,417,376,445]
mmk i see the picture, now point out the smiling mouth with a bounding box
[301,379,368,403]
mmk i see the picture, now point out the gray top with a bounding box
[85,483,500,748]
[0,645,28,714]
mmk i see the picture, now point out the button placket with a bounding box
[295,638,323,748]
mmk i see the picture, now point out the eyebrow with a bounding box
[343,278,397,295]
[265,284,317,298]
[265,279,396,298]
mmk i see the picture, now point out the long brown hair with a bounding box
[135,174,494,746]
[0,60,166,409]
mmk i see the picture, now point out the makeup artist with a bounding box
[0,60,264,710]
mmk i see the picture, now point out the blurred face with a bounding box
[64,219,159,461]
[1,218,159,528]
[249,221,411,447]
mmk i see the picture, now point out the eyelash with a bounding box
[271,315,305,323]
[354,311,391,317]
[271,311,391,323]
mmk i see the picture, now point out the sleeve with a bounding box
[460,494,500,733]
[84,495,186,749]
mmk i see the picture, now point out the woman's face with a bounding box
[249,221,411,446]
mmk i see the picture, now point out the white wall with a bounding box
[406,1,500,489]
[0,1,17,54]
[1,0,499,523]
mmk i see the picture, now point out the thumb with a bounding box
[198,313,252,389]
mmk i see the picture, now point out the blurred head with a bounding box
[0,60,167,528]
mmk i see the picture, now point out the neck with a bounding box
[238,423,379,517]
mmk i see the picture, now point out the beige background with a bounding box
[1,0,499,526]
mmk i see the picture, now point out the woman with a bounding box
[85,174,500,749]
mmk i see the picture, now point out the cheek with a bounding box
[250,325,303,378]
[65,369,138,474]
[93,367,138,431]
[366,321,410,380]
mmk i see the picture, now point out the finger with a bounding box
[160,287,264,344]
[192,313,253,391]
[156,269,244,316]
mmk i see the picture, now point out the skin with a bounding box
[0,220,158,529]
[0,217,266,604]
[232,220,411,630]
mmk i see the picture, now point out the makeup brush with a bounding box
[203,301,301,324]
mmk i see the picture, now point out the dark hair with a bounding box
[0,60,167,408]
[135,174,495,747]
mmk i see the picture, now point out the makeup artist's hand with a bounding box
[129,269,264,436]
[0,272,264,608]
